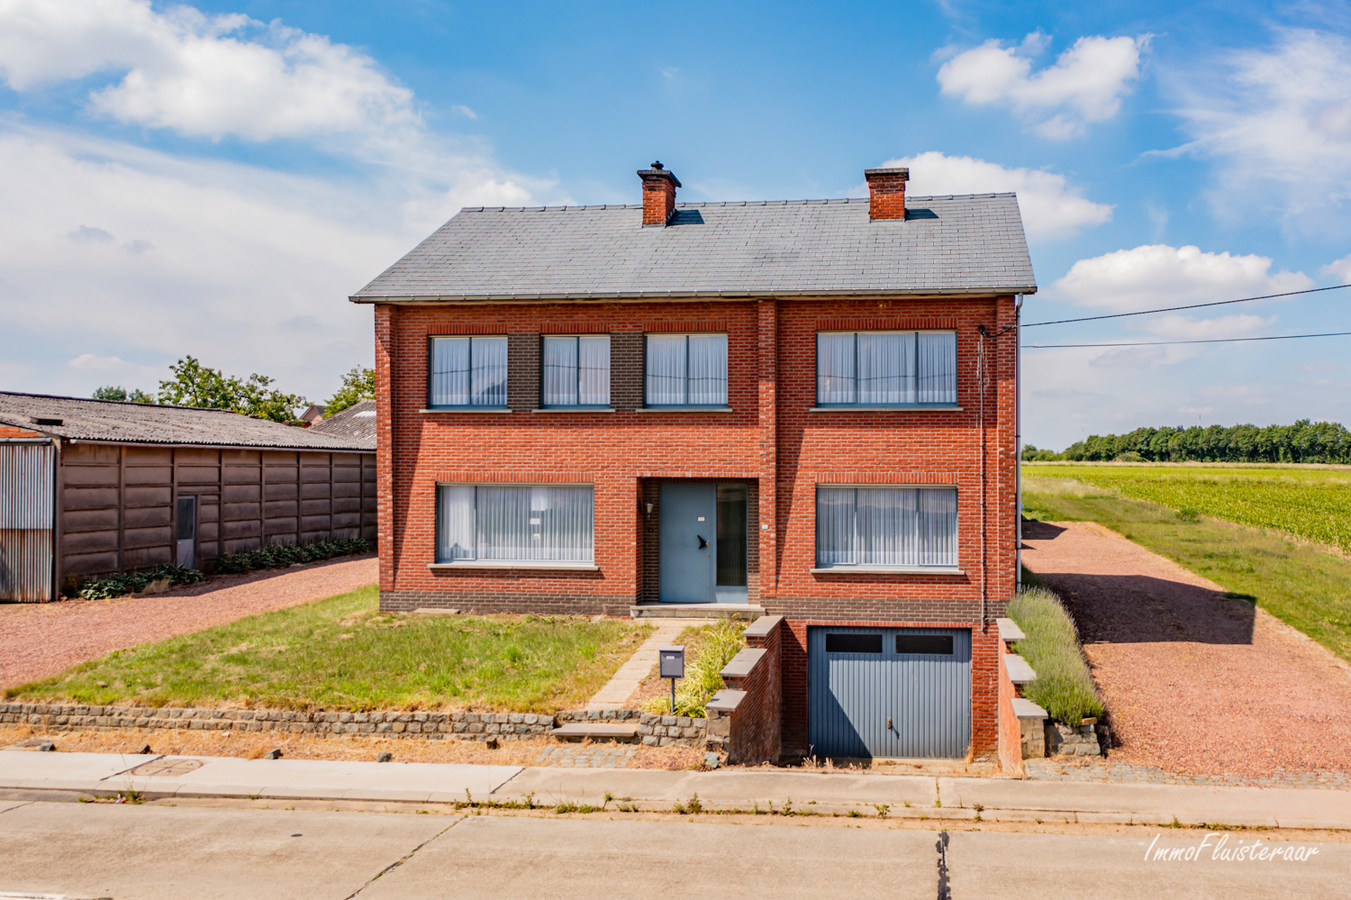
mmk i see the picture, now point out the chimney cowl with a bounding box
[864,167,909,221]
[638,160,681,226]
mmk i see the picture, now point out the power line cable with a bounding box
[1024,330,1351,349]
[1022,283,1351,328]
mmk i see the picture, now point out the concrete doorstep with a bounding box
[2,748,1350,830]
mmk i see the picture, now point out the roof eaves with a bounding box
[351,285,1038,304]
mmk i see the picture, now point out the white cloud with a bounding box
[881,151,1111,240]
[0,123,539,400]
[1166,29,1351,230]
[1142,313,1272,340]
[0,0,421,151]
[937,32,1148,138]
[1323,253,1351,284]
[1050,244,1314,311]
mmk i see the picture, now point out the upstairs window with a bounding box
[816,486,958,569]
[817,331,957,406]
[645,333,729,407]
[429,336,507,408]
[542,335,610,407]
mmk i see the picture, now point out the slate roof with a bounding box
[0,392,373,452]
[351,194,1037,302]
[306,399,376,450]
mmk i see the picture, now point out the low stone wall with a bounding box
[554,708,705,747]
[1,702,706,748]
[1046,720,1102,757]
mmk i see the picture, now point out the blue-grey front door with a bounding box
[808,626,972,759]
[659,483,716,603]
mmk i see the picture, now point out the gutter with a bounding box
[348,287,1040,305]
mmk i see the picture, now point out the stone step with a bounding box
[550,723,640,743]
[629,603,763,620]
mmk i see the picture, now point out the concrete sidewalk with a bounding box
[2,748,1348,830]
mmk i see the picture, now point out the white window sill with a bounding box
[810,566,966,576]
[808,406,963,412]
[635,407,733,413]
[420,408,513,414]
[532,407,616,414]
[429,562,599,572]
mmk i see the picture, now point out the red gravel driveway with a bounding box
[1022,521,1351,778]
[0,555,377,690]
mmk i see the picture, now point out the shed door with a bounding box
[176,496,197,569]
[808,626,971,759]
[0,442,56,602]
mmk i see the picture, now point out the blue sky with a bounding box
[1,0,1349,449]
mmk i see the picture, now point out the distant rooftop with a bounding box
[306,399,376,450]
[0,392,373,452]
[351,194,1037,303]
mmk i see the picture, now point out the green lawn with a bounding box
[1022,473,1351,665]
[8,586,652,713]
[1025,462,1351,553]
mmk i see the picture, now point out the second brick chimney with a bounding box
[864,167,909,221]
[638,161,681,226]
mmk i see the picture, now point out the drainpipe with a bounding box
[1015,294,1023,593]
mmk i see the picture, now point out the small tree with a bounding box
[93,385,156,404]
[324,366,376,416]
[156,356,307,423]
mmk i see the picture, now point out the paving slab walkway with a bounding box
[0,555,377,689]
[585,617,706,709]
[1022,521,1351,780]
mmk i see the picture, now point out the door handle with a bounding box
[697,535,708,550]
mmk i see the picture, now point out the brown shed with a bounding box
[0,392,376,602]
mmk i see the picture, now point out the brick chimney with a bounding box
[638,161,681,226]
[864,167,909,221]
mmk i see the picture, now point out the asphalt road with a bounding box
[0,800,1345,899]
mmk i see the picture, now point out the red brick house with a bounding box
[351,163,1035,760]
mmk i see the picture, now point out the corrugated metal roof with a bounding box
[351,194,1037,302]
[306,399,376,449]
[0,392,372,452]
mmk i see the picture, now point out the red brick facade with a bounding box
[375,294,1019,757]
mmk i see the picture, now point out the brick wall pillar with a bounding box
[757,298,778,601]
[374,303,395,592]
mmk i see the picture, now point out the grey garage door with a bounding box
[808,626,971,759]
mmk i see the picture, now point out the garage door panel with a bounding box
[809,626,970,759]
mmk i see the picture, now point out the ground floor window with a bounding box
[815,486,958,568]
[437,484,594,563]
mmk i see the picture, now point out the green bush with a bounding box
[644,618,747,718]
[78,563,204,600]
[213,537,368,575]
[1006,586,1105,725]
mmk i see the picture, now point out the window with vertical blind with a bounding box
[428,336,508,408]
[644,334,729,407]
[816,331,957,406]
[437,484,594,564]
[815,486,958,569]
[542,335,610,407]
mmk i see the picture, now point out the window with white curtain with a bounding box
[645,334,729,407]
[437,484,594,563]
[428,336,508,408]
[815,486,958,569]
[816,331,957,406]
[542,335,610,407]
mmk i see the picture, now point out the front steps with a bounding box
[629,603,763,620]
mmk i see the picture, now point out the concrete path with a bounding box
[585,618,704,708]
[4,749,1351,829]
[2,800,1346,900]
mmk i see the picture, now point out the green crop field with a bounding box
[1024,463,1351,554]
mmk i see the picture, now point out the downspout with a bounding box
[1015,294,1023,593]
[977,326,988,626]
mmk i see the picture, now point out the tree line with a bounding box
[1023,420,1351,464]
[94,358,374,424]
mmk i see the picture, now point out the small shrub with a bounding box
[1006,586,1105,725]
[1114,451,1146,463]
[1177,507,1200,523]
[78,563,204,600]
[642,617,747,718]
[214,537,368,575]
